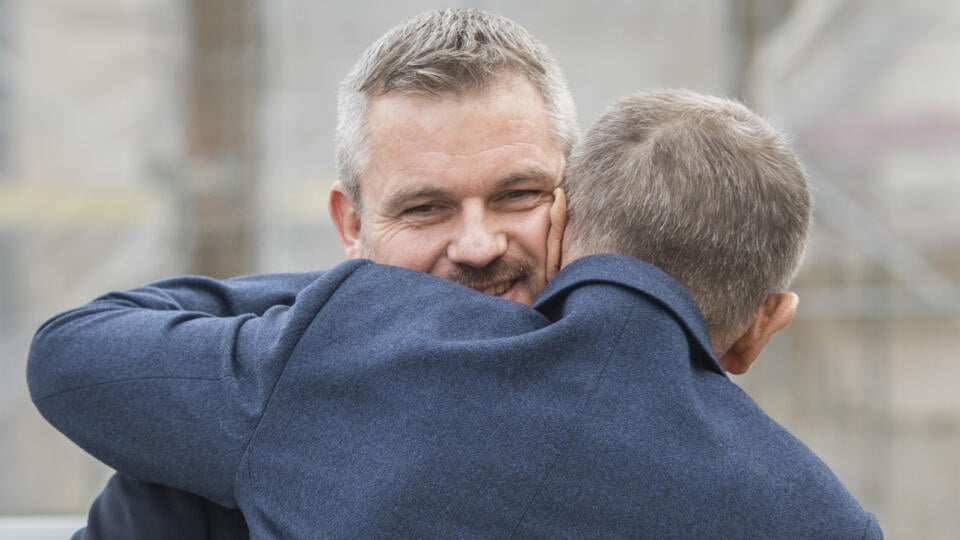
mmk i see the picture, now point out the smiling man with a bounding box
[48,8,577,540]
[330,72,565,304]
[327,9,575,306]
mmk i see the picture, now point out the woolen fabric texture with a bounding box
[30,255,882,539]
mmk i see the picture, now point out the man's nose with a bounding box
[447,206,507,268]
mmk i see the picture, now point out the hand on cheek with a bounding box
[546,188,567,281]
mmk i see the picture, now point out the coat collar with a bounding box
[534,254,723,375]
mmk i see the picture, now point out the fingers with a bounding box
[546,188,567,281]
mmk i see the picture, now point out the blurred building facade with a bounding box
[1,1,958,537]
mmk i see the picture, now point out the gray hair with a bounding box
[564,89,812,347]
[335,8,578,208]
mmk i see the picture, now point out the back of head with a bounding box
[336,8,578,206]
[564,89,812,347]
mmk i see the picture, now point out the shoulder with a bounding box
[536,254,718,369]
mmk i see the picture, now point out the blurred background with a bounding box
[1,0,958,538]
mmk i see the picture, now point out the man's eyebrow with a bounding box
[494,167,558,189]
[383,185,452,212]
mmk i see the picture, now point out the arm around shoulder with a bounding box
[26,265,358,504]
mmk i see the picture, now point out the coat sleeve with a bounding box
[27,260,368,506]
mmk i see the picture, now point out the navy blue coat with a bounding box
[72,472,248,540]
[29,255,881,538]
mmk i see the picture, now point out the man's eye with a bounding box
[403,204,440,216]
[502,190,538,201]
[497,190,547,208]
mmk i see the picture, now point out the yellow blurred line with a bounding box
[0,186,164,227]
[0,180,336,226]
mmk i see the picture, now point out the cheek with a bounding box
[367,228,450,272]
[509,207,552,263]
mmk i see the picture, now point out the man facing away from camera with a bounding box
[30,86,882,538]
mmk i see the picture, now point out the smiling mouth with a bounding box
[478,280,516,296]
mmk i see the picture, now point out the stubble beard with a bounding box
[360,236,534,296]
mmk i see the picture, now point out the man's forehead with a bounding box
[359,72,563,210]
[369,74,549,123]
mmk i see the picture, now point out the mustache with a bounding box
[449,258,533,288]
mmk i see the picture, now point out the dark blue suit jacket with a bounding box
[30,255,881,538]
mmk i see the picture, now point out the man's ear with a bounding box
[329,182,364,259]
[719,292,798,375]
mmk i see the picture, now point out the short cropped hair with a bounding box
[335,8,578,208]
[564,89,812,346]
